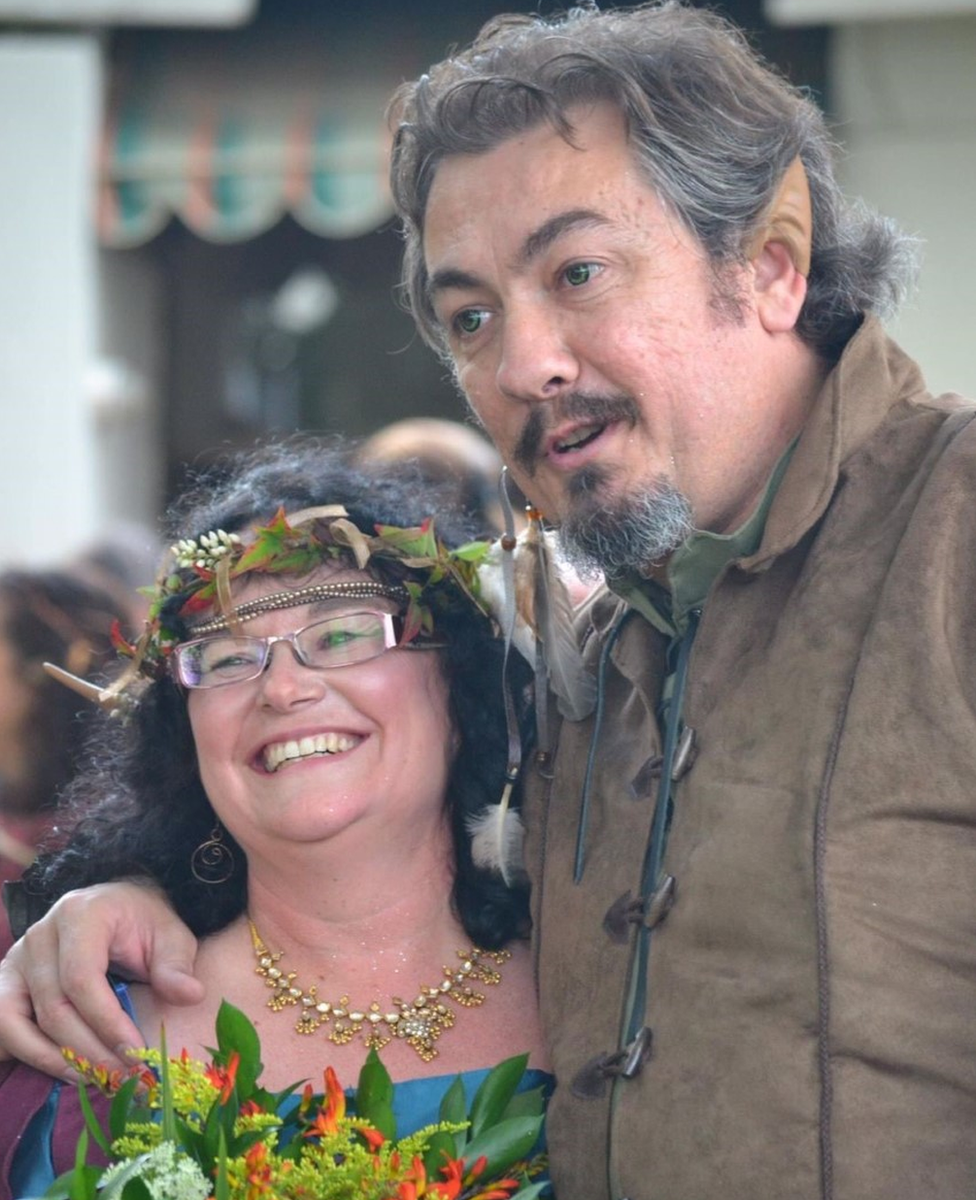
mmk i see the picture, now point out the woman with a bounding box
[0,441,550,1197]
[0,569,124,955]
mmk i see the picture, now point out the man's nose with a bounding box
[495,305,580,403]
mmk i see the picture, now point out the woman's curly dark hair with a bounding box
[24,439,533,950]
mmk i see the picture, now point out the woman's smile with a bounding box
[260,730,363,774]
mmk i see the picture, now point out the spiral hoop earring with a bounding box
[190,825,235,884]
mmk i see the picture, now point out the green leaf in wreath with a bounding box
[452,540,493,565]
[469,1052,529,1139]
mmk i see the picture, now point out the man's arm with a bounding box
[0,881,202,1078]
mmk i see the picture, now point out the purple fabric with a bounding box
[0,1060,111,1200]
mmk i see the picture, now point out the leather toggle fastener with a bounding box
[671,726,697,780]
[603,875,677,943]
[570,1027,654,1099]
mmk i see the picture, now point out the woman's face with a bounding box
[185,570,455,862]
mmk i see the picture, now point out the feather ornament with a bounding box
[466,785,528,885]
[462,471,529,886]
[478,521,596,720]
[517,512,596,722]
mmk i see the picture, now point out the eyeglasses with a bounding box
[172,611,435,690]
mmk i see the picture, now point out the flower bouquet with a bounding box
[44,1001,549,1199]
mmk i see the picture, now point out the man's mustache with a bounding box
[513,393,641,475]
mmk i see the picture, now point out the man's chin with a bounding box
[557,480,695,578]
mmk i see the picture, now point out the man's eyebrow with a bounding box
[425,208,612,307]
[517,209,611,268]
[426,266,485,305]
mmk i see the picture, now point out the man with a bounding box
[3,5,976,1198]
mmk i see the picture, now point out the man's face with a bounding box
[423,103,808,572]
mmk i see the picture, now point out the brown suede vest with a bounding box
[525,321,976,1200]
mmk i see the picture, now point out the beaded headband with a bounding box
[188,581,411,636]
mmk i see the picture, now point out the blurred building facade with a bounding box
[0,0,974,564]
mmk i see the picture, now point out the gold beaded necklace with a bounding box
[248,920,511,1063]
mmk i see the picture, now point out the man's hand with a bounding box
[0,881,202,1079]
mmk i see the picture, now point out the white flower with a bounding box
[170,529,242,572]
[100,1143,211,1200]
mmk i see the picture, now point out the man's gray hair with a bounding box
[389,0,919,361]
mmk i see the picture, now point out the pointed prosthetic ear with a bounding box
[747,156,813,277]
[747,157,813,334]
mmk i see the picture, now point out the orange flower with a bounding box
[323,1066,346,1127]
[466,1184,522,1200]
[243,1141,273,1199]
[395,1156,428,1200]
[61,1049,127,1095]
[204,1051,240,1104]
[356,1125,386,1152]
[303,1066,347,1139]
[432,1155,521,1200]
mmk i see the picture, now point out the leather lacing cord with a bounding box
[573,611,629,883]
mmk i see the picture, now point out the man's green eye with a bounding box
[456,310,485,335]
[564,262,594,286]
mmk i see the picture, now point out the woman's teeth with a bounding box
[264,733,359,773]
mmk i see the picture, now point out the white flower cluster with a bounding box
[100,1143,211,1200]
[171,529,242,572]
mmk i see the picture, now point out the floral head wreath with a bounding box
[45,504,493,716]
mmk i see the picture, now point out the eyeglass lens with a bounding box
[175,611,397,688]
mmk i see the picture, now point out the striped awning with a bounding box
[98,36,400,247]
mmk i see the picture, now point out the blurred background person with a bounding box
[0,569,126,954]
[68,522,163,635]
[358,416,516,538]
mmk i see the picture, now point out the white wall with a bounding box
[0,35,103,565]
[830,16,976,398]
[93,248,164,531]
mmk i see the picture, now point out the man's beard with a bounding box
[558,465,695,578]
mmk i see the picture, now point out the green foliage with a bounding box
[45,1001,549,1200]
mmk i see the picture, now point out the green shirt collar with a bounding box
[611,441,796,637]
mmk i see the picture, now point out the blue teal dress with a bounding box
[6,981,552,1199]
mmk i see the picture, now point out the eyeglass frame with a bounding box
[170,610,446,690]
